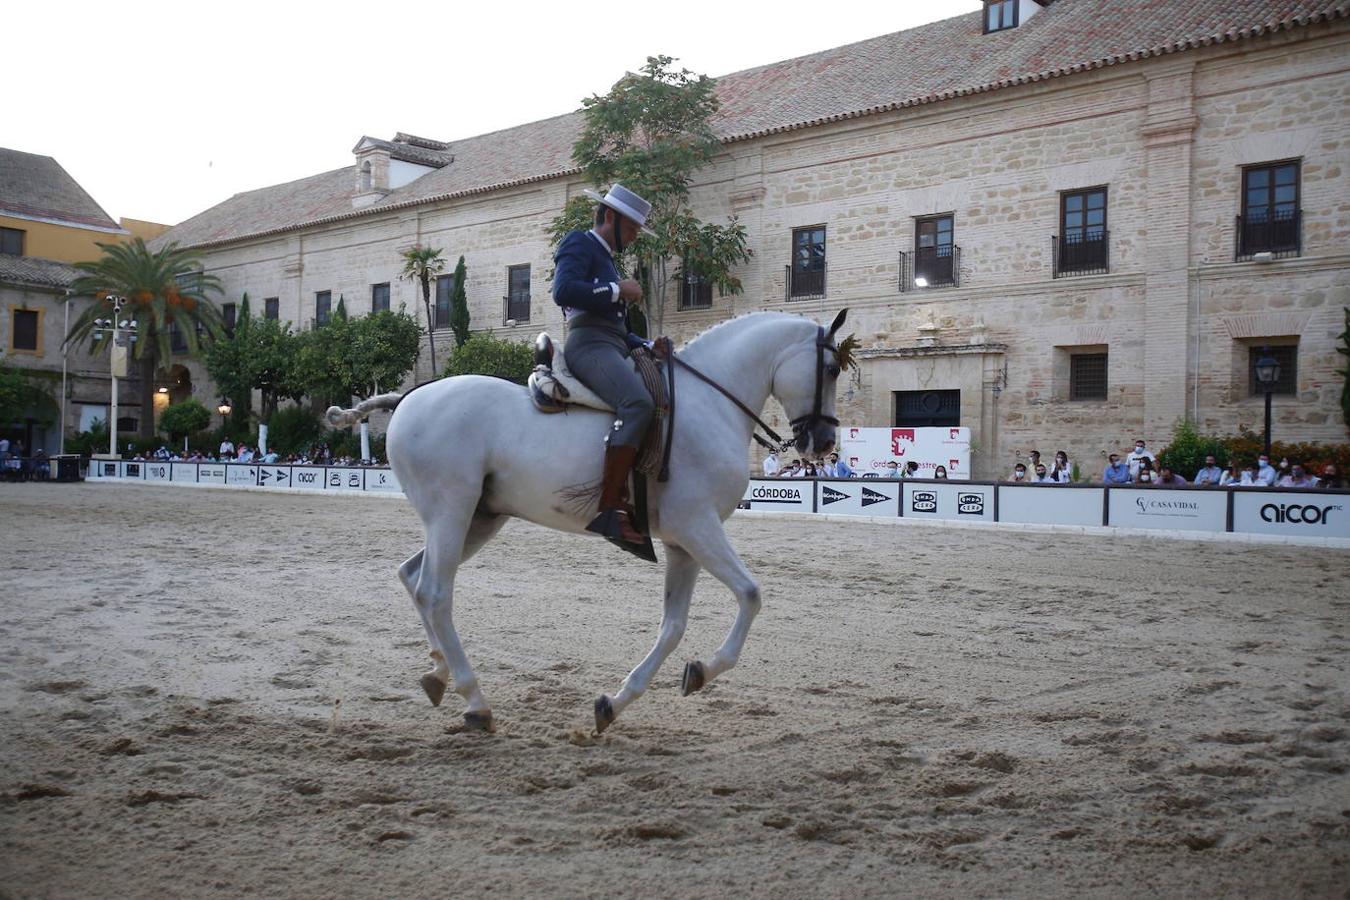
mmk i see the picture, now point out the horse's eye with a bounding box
[827,365,841,379]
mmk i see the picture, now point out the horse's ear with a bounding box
[827,308,848,338]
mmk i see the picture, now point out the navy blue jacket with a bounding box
[553,230,628,318]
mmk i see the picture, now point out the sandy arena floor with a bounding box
[1,482,1347,898]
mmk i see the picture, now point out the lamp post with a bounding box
[92,296,137,458]
[1254,348,1280,457]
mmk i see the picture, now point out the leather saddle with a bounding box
[528,333,614,414]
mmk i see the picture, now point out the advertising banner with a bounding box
[839,427,972,479]
[143,462,171,483]
[119,461,143,480]
[257,465,293,489]
[815,478,899,517]
[197,464,227,484]
[998,485,1104,526]
[290,466,325,490]
[1108,488,1227,533]
[91,459,119,479]
[740,479,814,513]
[225,464,258,487]
[171,463,198,483]
[364,467,402,493]
[1231,490,1350,539]
[902,481,995,522]
[327,468,366,492]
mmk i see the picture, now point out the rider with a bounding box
[552,184,666,551]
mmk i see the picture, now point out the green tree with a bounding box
[158,399,212,443]
[295,309,421,405]
[449,255,470,348]
[549,55,752,336]
[0,352,33,427]
[65,238,224,439]
[443,334,534,384]
[1157,418,1230,477]
[204,294,304,427]
[399,244,446,376]
[1337,306,1349,430]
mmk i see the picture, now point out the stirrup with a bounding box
[586,509,657,563]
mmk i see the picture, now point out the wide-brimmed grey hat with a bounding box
[582,184,656,236]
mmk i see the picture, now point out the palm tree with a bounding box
[66,238,224,440]
[399,244,446,376]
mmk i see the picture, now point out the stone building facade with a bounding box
[157,0,1350,478]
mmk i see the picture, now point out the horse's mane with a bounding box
[679,310,816,352]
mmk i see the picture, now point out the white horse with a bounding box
[327,309,849,733]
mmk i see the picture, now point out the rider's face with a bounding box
[617,215,640,246]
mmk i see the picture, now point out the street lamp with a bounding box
[91,296,137,458]
[1254,347,1280,456]
[217,398,232,417]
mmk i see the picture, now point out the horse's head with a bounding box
[773,309,852,457]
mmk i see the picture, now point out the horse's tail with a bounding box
[325,393,403,428]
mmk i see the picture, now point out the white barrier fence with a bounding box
[740,478,1350,540]
[88,458,402,495]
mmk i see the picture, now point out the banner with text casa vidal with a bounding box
[839,427,972,479]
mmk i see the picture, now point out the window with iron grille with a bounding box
[506,265,530,322]
[1248,344,1298,396]
[894,390,961,428]
[1238,161,1300,259]
[679,259,712,309]
[789,226,826,299]
[315,290,331,326]
[984,0,1018,32]
[435,274,455,328]
[264,297,279,320]
[0,227,24,256]
[11,309,39,352]
[222,303,236,336]
[371,283,390,313]
[1069,353,1108,401]
[1056,188,1109,276]
[914,214,956,286]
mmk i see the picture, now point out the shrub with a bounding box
[1158,420,1350,477]
[266,405,324,456]
[1156,419,1230,476]
[442,333,534,384]
[159,400,213,441]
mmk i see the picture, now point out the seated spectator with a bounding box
[1010,462,1029,482]
[1193,455,1225,486]
[1254,454,1277,486]
[1218,464,1239,486]
[1126,440,1156,481]
[884,460,901,478]
[219,437,235,458]
[1103,454,1130,484]
[933,465,949,480]
[1032,463,1054,483]
[1276,463,1318,488]
[1136,459,1155,484]
[803,462,819,477]
[762,451,780,477]
[1237,463,1257,486]
[32,449,50,480]
[261,449,280,464]
[1317,464,1343,489]
[901,461,920,479]
[1050,450,1073,483]
[1154,465,1187,486]
[237,444,255,463]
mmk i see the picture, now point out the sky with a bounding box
[4,0,982,227]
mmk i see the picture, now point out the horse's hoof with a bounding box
[594,695,616,734]
[681,661,706,696]
[420,673,447,707]
[462,710,494,733]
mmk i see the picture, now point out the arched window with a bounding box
[360,160,372,191]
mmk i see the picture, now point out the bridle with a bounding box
[670,326,840,453]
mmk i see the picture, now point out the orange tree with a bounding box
[66,238,224,439]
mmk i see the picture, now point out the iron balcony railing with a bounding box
[502,293,531,324]
[785,262,826,301]
[1052,230,1110,277]
[898,246,960,292]
[1235,209,1300,261]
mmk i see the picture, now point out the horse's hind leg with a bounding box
[669,515,761,698]
[595,544,700,733]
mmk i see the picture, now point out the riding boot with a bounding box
[586,445,651,552]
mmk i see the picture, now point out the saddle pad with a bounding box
[528,340,614,412]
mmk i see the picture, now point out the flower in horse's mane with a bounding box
[836,334,860,371]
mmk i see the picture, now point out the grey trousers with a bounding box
[565,316,653,449]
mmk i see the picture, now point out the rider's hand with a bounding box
[650,336,673,359]
[617,279,643,302]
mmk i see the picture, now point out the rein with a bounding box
[670,326,839,453]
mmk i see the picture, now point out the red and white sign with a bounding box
[840,427,972,479]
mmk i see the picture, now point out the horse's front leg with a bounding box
[667,515,761,697]
[594,544,699,733]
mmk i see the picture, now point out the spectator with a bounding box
[1218,464,1240,486]
[1126,440,1156,480]
[933,465,949,480]
[803,462,819,477]
[261,449,280,464]
[0,437,9,467]
[1237,463,1258,486]
[237,444,255,463]
[782,460,802,477]
[1277,464,1318,488]
[1103,453,1131,484]
[1010,462,1029,482]
[219,437,235,458]
[1033,463,1054,483]
[825,452,854,478]
[1028,450,1042,471]
[762,451,780,477]
[901,461,920,479]
[884,461,901,478]
[1050,450,1073,483]
[32,449,50,480]
[1317,464,1342,489]
[1193,455,1225,486]
[1137,459,1155,484]
[1155,465,1187,486]
[1254,454,1277,486]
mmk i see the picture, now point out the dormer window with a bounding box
[985,0,1018,32]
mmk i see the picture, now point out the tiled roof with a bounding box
[0,148,122,231]
[158,0,1349,250]
[354,135,455,168]
[0,254,81,290]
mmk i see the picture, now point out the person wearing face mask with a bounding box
[1136,458,1155,484]
[884,461,902,479]
[1033,463,1055,483]
[1254,454,1278,486]
[1126,440,1155,481]
[1317,464,1343,489]
[1277,463,1318,488]
[1010,462,1029,482]
[1049,449,1073,483]
[1103,453,1131,484]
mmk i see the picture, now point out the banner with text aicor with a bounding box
[1108,488,1227,533]
[902,481,995,522]
[741,479,814,513]
[839,426,971,479]
[816,478,899,516]
[1231,490,1349,539]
